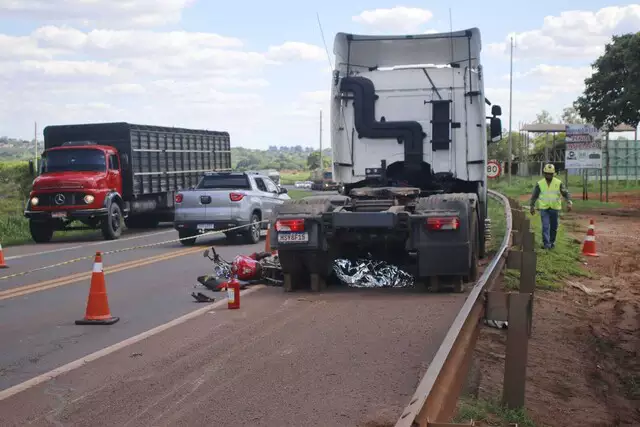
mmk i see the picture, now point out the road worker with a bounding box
[529,164,572,249]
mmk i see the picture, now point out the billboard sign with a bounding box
[565,124,603,169]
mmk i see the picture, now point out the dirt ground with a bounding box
[470,204,640,426]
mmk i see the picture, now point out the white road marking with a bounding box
[5,229,176,261]
[0,285,265,401]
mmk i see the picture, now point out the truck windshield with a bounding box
[40,149,107,173]
[197,175,251,189]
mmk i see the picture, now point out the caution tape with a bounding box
[0,220,270,281]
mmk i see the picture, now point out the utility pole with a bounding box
[507,36,514,184]
[319,110,323,171]
[34,121,38,171]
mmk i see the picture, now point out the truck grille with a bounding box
[36,192,88,206]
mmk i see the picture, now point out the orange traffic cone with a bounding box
[265,226,271,253]
[0,242,7,268]
[75,252,119,325]
[581,219,598,257]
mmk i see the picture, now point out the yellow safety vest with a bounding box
[537,177,562,210]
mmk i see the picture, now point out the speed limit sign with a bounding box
[487,160,501,179]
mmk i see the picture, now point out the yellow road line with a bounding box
[0,246,205,301]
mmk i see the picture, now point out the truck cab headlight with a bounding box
[30,197,39,206]
[84,195,95,204]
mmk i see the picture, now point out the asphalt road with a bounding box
[0,286,466,427]
[0,224,267,390]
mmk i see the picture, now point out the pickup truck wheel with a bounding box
[102,202,123,240]
[179,230,197,246]
[243,213,261,244]
[29,221,54,243]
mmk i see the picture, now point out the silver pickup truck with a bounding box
[174,171,290,246]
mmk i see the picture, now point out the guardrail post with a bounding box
[502,203,536,410]
[502,292,532,409]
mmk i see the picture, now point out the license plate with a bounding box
[51,212,67,219]
[277,232,309,243]
[197,224,215,230]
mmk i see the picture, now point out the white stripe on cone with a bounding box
[92,262,103,273]
[584,236,595,242]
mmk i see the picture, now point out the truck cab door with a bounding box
[107,154,123,195]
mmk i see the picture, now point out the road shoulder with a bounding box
[0,286,464,427]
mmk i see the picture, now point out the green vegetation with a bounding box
[280,171,311,185]
[490,179,591,290]
[574,32,640,130]
[286,189,310,200]
[486,197,507,254]
[454,398,536,426]
[490,175,640,200]
[231,146,330,173]
[0,161,32,245]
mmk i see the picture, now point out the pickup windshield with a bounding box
[196,175,251,189]
[40,149,106,173]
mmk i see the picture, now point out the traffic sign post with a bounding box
[487,160,501,179]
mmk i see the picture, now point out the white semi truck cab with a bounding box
[270,28,503,292]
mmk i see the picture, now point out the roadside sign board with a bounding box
[487,160,501,179]
[565,124,603,169]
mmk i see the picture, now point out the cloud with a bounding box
[0,24,327,148]
[265,42,326,62]
[0,0,194,27]
[510,64,593,92]
[352,6,433,33]
[487,64,594,127]
[487,5,640,59]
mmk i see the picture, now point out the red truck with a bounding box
[25,122,231,243]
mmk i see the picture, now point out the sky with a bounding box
[0,1,639,149]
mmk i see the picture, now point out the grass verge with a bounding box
[490,175,640,199]
[504,210,589,290]
[286,189,311,200]
[280,171,311,185]
[487,197,507,255]
[454,398,536,426]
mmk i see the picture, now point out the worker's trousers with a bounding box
[540,208,559,249]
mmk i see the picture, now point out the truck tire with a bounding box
[464,214,480,283]
[242,213,261,244]
[275,196,347,291]
[102,202,123,240]
[179,230,197,246]
[29,220,54,243]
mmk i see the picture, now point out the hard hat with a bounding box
[543,164,555,174]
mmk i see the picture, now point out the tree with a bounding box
[306,151,331,169]
[574,32,640,130]
[534,110,554,124]
[560,106,586,124]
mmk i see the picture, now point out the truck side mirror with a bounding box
[28,160,35,176]
[489,117,502,143]
[491,105,502,116]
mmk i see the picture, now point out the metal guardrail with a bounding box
[395,190,516,427]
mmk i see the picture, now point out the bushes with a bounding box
[0,161,32,245]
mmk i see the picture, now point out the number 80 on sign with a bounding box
[486,160,501,179]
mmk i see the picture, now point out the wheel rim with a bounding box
[111,207,121,231]
[251,217,259,240]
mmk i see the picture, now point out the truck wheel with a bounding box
[464,214,480,283]
[243,213,261,244]
[29,221,54,243]
[179,230,197,246]
[102,202,123,240]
